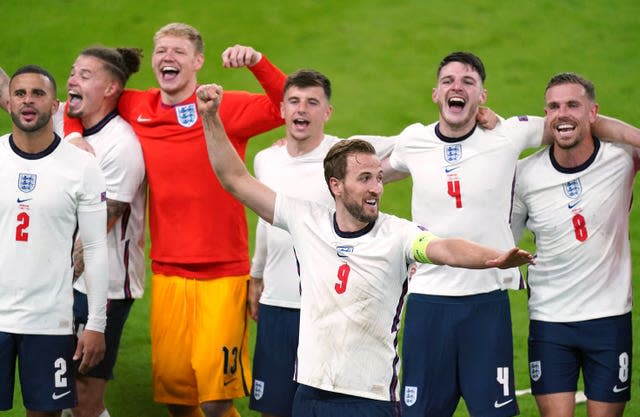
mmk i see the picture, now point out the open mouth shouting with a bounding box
[67,89,83,113]
[292,117,310,130]
[553,119,577,139]
[160,65,179,82]
[447,96,466,113]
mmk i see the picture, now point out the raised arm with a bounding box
[197,83,276,223]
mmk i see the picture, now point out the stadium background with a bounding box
[1,1,638,415]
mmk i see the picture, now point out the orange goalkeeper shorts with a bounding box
[150,273,251,405]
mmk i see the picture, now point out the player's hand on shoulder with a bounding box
[486,247,535,269]
[477,106,499,130]
[196,84,223,115]
[74,329,106,374]
[272,137,287,147]
[66,133,96,156]
[221,44,262,68]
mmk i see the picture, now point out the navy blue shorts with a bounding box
[292,384,400,417]
[73,290,134,379]
[401,290,518,417]
[0,332,77,411]
[528,313,632,402]
[250,303,300,417]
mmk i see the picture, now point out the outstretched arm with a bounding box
[426,237,534,269]
[197,84,276,224]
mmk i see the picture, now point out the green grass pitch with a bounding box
[1,1,639,415]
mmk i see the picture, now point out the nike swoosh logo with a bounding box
[52,390,71,400]
[223,378,236,386]
[613,385,629,393]
[568,200,580,209]
[445,166,459,173]
[494,399,514,408]
[17,198,32,203]
[137,115,152,122]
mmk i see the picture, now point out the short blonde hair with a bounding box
[154,23,204,54]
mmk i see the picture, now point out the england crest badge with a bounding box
[443,144,462,163]
[175,103,198,128]
[18,173,37,193]
[253,379,264,400]
[404,386,418,406]
[563,179,582,199]
[529,360,542,382]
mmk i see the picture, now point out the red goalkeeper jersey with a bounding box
[65,56,285,278]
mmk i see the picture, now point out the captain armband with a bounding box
[411,231,438,264]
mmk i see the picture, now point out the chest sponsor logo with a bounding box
[136,115,152,123]
[404,386,418,406]
[176,103,198,128]
[336,245,354,258]
[18,173,37,193]
[563,178,582,200]
[529,360,542,382]
[444,144,462,163]
[253,379,264,400]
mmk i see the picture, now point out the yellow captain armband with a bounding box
[412,231,438,264]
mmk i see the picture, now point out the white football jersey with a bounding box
[0,134,107,334]
[65,110,147,299]
[389,117,544,295]
[274,194,427,401]
[250,135,338,307]
[251,134,396,308]
[511,140,637,322]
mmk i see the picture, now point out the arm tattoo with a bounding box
[106,199,130,231]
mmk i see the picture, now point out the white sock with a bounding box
[98,409,111,417]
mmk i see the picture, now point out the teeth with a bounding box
[449,97,465,105]
[557,123,574,132]
[161,66,178,73]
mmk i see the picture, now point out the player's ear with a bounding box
[324,104,333,122]
[329,177,342,197]
[479,88,487,105]
[104,81,119,98]
[194,53,205,71]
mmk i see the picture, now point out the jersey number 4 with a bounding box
[16,212,30,241]
[447,180,462,208]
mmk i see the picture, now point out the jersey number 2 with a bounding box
[16,212,30,241]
